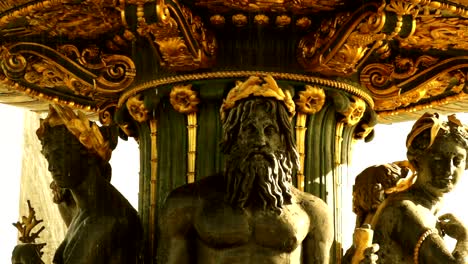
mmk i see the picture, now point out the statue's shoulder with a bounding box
[159,175,224,232]
[291,187,331,220]
[379,192,418,214]
[163,175,224,210]
[373,192,419,229]
[290,187,334,239]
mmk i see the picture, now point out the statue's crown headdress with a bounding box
[36,104,112,162]
[220,75,295,121]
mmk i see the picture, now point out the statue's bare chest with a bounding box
[193,202,310,252]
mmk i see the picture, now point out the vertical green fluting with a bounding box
[156,99,188,207]
[136,122,151,264]
[133,82,370,264]
[304,102,337,201]
[303,101,346,262]
[195,82,226,180]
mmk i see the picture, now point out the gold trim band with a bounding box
[118,71,374,109]
[149,118,158,261]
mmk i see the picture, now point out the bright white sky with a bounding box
[0,104,24,264]
[0,105,467,262]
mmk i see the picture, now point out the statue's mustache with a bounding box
[241,147,276,161]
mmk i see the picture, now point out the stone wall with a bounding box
[18,111,67,263]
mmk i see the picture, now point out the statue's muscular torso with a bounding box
[158,175,333,264]
[195,196,309,263]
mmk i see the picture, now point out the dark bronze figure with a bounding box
[36,105,143,264]
[352,162,411,229]
[371,113,468,263]
[157,76,369,264]
[49,181,77,228]
[11,244,45,264]
[343,161,411,263]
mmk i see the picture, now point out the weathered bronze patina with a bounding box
[157,77,380,264]
[157,79,334,263]
[36,105,143,264]
[371,113,468,263]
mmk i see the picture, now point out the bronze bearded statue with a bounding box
[157,76,334,263]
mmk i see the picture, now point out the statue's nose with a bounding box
[253,131,267,147]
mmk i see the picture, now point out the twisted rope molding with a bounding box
[117,71,374,109]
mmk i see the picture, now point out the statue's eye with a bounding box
[242,124,256,133]
[453,157,463,167]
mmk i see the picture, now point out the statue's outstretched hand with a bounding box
[438,213,467,241]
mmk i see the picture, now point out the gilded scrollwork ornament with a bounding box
[0,43,136,106]
[275,15,291,27]
[170,84,200,183]
[361,56,468,111]
[254,14,270,26]
[98,103,117,126]
[385,0,419,38]
[295,85,326,115]
[0,0,122,39]
[232,14,248,27]
[360,55,439,98]
[126,94,149,123]
[298,2,387,76]
[340,96,366,126]
[136,2,216,71]
[170,84,200,114]
[210,15,226,26]
[295,17,312,30]
[399,16,468,51]
[374,71,467,111]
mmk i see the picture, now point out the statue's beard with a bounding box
[225,145,293,214]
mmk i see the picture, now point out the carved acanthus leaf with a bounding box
[170,84,200,114]
[0,43,136,102]
[0,1,122,39]
[370,70,467,111]
[340,96,366,126]
[295,85,326,115]
[399,16,468,51]
[136,3,216,72]
[298,2,387,76]
[126,94,149,123]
